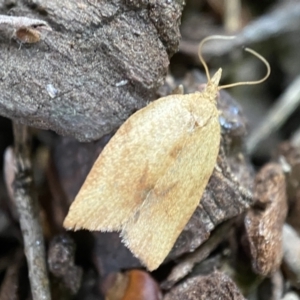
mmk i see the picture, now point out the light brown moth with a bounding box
[64,36,270,271]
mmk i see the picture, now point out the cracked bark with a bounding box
[0,0,184,141]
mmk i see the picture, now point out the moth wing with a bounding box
[64,93,215,231]
[122,104,220,270]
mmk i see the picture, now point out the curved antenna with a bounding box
[198,35,236,82]
[219,47,271,89]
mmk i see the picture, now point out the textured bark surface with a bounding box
[0,0,184,141]
[245,163,287,276]
[164,271,246,300]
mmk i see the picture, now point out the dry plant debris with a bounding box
[161,219,235,289]
[245,163,287,276]
[163,271,246,300]
[11,124,51,300]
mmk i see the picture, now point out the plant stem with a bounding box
[12,123,51,300]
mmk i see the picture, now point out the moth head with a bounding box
[198,36,270,91]
[210,68,222,87]
[203,68,222,99]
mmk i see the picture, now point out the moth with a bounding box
[64,36,270,271]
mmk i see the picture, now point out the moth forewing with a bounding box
[64,74,221,270]
[121,99,220,270]
[63,91,219,230]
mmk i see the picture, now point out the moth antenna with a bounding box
[219,47,271,89]
[198,35,236,82]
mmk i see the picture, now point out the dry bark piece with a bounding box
[162,219,235,290]
[163,271,246,300]
[276,142,300,233]
[0,0,184,142]
[48,233,82,294]
[245,163,287,276]
[103,270,162,300]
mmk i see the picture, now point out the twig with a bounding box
[246,75,300,154]
[224,0,242,33]
[12,123,51,300]
[179,2,300,59]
